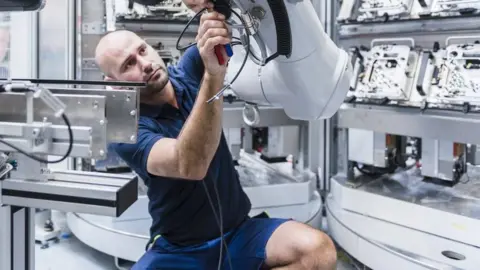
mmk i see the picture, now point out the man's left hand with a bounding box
[183,0,213,12]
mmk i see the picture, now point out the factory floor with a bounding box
[35,214,358,270]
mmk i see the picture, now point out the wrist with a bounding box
[204,71,226,85]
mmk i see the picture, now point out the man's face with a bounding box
[98,32,168,98]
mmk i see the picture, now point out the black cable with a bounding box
[175,6,251,104]
[201,180,231,270]
[176,5,256,268]
[206,7,251,103]
[0,113,73,164]
[175,7,206,51]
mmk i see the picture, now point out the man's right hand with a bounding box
[196,11,231,79]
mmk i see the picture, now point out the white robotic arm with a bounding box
[226,0,353,121]
[132,0,353,121]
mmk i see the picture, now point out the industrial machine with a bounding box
[5,0,480,269]
[327,0,480,269]
[0,78,143,270]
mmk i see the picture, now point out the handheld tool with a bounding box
[211,0,234,65]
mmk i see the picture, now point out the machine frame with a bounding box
[327,2,480,269]
[0,80,143,270]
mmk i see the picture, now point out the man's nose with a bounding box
[139,58,153,73]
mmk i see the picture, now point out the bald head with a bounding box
[95,30,170,100]
[95,30,141,78]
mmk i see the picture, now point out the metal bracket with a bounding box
[24,122,52,153]
[371,37,415,48]
[82,22,105,35]
[81,58,98,70]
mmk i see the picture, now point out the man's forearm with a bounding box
[176,73,224,178]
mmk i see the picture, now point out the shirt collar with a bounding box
[140,66,185,118]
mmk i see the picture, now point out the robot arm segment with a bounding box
[227,0,353,120]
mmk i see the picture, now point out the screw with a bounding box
[130,110,136,116]
[99,150,105,156]
[130,135,136,141]
[99,120,105,125]
[251,6,266,19]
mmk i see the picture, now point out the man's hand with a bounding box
[183,0,213,13]
[197,11,231,78]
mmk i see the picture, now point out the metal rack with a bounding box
[327,1,480,269]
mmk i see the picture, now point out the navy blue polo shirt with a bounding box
[111,46,251,246]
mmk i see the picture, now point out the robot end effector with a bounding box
[131,0,353,121]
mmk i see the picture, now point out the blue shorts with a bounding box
[132,214,289,270]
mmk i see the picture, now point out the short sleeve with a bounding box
[176,46,204,85]
[110,123,164,180]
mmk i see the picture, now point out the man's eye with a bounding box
[140,47,146,54]
[125,60,135,70]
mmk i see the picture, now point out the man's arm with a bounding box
[178,46,204,85]
[147,74,224,180]
[146,11,230,180]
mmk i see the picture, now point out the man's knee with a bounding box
[297,229,337,270]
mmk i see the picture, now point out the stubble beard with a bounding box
[140,68,169,101]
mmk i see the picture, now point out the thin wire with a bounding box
[175,7,207,51]
[201,180,231,270]
[176,6,250,269]
[206,8,250,104]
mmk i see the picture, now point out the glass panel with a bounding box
[0,11,36,78]
[38,0,68,80]
[38,1,71,169]
[0,13,10,78]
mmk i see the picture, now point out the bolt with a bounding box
[130,110,136,116]
[99,120,105,125]
[130,135,136,141]
[99,150,105,156]
[126,95,131,102]
[251,6,266,19]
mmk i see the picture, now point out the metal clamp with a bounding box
[24,122,53,154]
[242,103,260,126]
[371,38,415,48]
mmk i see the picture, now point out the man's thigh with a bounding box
[132,250,203,270]
[224,216,290,269]
[132,238,214,270]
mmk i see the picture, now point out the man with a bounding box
[94,2,337,269]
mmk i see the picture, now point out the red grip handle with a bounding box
[214,45,225,65]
